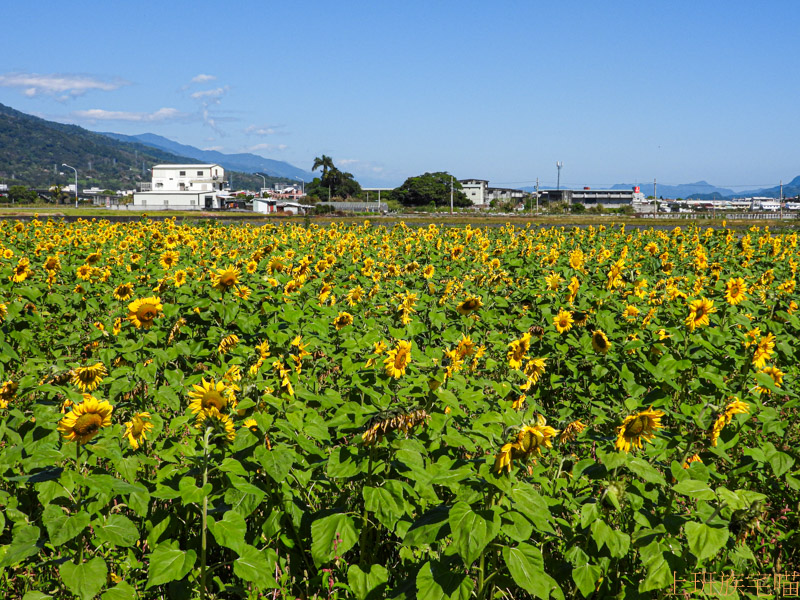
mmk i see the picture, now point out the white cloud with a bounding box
[71,107,184,122]
[338,158,385,174]
[0,72,127,97]
[203,146,223,151]
[191,86,228,101]
[245,124,282,136]
[192,74,216,83]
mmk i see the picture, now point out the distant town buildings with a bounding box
[133,164,227,210]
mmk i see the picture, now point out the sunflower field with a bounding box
[0,217,798,599]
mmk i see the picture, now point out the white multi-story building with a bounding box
[460,179,489,205]
[133,164,227,210]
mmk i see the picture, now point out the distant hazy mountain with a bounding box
[101,132,313,181]
[0,102,289,191]
[610,181,737,199]
[691,176,800,200]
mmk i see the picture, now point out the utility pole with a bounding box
[535,178,539,215]
[450,176,454,215]
[654,178,657,202]
[556,162,563,190]
[780,180,783,219]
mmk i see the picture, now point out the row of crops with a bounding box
[0,217,797,599]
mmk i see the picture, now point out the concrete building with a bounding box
[459,179,527,206]
[133,164,228,210]
[539,187,646,209]
[460,179,489,205]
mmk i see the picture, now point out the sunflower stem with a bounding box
[199,428,211,600]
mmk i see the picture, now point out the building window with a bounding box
[164,200,169,206]
[179,171,186,176]
[197,171,203,176]
[156,183,163,189]
[142,200,146,206]
[190,200,195,205]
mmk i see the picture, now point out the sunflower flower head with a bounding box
[127,296,163,329]
[384,340,412,378]
[58,395,114,444]
[123,412,154,450]
[615,407,664,452]
[70,362,108,392]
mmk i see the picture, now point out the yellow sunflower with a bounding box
[725,277,747,305]
[212,266,241,292]
[333,312,354,330]
[70,362,108,392]
[553,308,574,334]
[516,415,559,458]
[195,406,236,443]
[0,380,18,409]
[123,412,154,450]
[752,333,775,369]
[591,330,612,354]
[113,283,134,301]
[457,297,483,315]
[58,395,114,444]
[384,340,412,378]
[127,297,163,329]
[188,378,231,415]
[159,251,179,270]
[0,303,7,323]
[507,333,532,369]
[685,298,716,332]
[758,366,784,394]
[173,270,187,287]
[615,407,664,452]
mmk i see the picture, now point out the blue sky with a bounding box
[2,0,799,188]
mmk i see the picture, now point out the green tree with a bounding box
[392,172,470,208]
[8,185,37,204]
[311,155,335,178]
[307,157,362,200]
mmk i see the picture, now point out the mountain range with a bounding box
[522,178,800,200]
[99,132,313,182]
[0,102,307,191]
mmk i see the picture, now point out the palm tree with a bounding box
[311,155,335,177]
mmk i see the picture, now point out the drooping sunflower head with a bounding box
[127,296,163,329]
[70,362,108,392]
[557,420,587,444]
[58,395,114,444]
[188,378,231,415]
[123,412,154,450]
[591,330,612,354]
[212,266,241,292]
[615,407,664,452]
[457,297,483,315]
[333,312,354,330]
[195,406,236,443]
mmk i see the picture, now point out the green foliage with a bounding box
[392,172,470,207]
[0,218,796,598]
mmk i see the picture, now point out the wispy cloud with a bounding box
[0,72,128,98]
[192,74,216,83]
[203,145,223,152]
[338,158,385,174]
[245,124,284,136]
[191,86,228,101]
[71,107,184,122]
